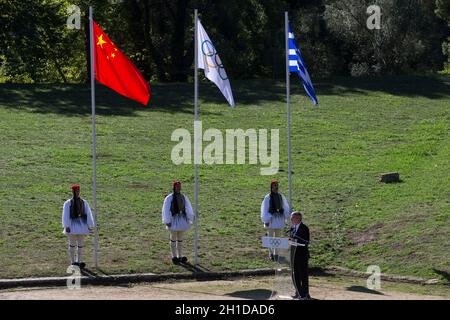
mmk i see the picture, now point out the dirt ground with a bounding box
[1,275,448,300]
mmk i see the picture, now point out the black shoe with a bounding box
[292,292,300,299]
[180,256,188,263]
[71,262,80,267]
[79,262,86,269]
[172,257,180,264]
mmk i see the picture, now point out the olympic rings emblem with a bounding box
[201,40,228,81]
[269,238,281,247]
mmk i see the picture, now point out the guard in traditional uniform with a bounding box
[289,211,311,300]
[62,184,95,269]
[261,180,290,261]
[162,180,195,264]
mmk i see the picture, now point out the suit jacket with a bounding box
[290,222,310,258]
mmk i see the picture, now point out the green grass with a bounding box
[0,75,449,282]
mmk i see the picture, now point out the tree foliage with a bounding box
[0,0,84,82]
[435,0,450,72]
[325,0,448,75]
[0,0,448,83]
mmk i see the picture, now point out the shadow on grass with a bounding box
[0,81,282,117]
[346,285,384,295]
[0,84,140,117]
[81,268,110,278]
[93,268,111,276]
[432,269,450,283]
[80,268,95,277]
[179,262,210,273]
[225,289,273,300]
[309,267,338,278]
[1,75,448,117]
[314,75,450,100]
[0,83,222,117]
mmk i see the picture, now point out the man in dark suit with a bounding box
[289,211,311,300]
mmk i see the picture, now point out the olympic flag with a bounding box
[192,10,235,266]
[196,20,235,107]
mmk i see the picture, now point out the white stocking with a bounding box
[177,240,183,258]
[77,235,84,263]
[68,235,76,264]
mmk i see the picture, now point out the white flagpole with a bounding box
[285,12,292,211]
[193,9,199,266]
[89,6,99,269]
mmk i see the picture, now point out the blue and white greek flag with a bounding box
[288,24,318,105]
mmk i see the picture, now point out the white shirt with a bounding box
[260,193,290,229]
[162,193,195,231]
[62,198,95,235]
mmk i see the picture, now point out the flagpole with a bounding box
[285,12,292,212]
[89,6,99,269]
[193,9,199,266]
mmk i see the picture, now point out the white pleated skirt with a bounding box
[264,214,286,229]
[167,214,191,231]
[63,217,90,235]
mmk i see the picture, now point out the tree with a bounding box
[0,0,84,83]
[435,0,450,72]
[0,0,448,82]
[324,0,447,75]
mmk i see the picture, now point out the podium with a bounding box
[261,236,305,300]
[261,236,306,249]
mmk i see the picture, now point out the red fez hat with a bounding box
[271,180,279,187]
[71,184,80,191]
[173,180,181,188]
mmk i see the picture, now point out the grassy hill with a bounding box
[0,75,449,281]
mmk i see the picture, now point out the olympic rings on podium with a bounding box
[269,238,281,247]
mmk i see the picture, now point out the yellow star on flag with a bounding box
[97,34,107,49]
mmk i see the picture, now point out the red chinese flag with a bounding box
[93,21,150,106]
